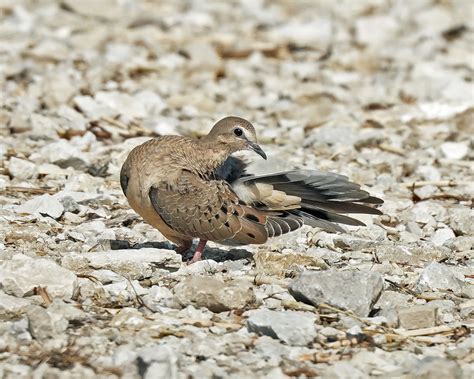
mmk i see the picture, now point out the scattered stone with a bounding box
[0,258,77,299]
[440,142,469,160]
[104,279,147,303]
[7,157,38,180]
[375,290,412,310]
[87,269,123,284]
[59,196,81,214]
[459,299,474,318]
[184,41,222,71]
[55,105,87,131]
[134,90,167,115]
[414,185,437,200]
[323,361,367,379]
[95,91,147,121]
[425,300,456,324]
[377,308,399,328]
[404,201,448,225]
[62,0,125,20]
[289,271,384,317]
[29,39,69,62]
[449,208,474,236]
[0,0,472,376]
[375,243,448,264]
[319,326,346,340]
[430,227,455,246]
[0,291,31,320]
[110,308,146,328]
[355,16,399,47]
[253,335,290,359]
[398,305,437,330]
[176,259,222,275]
[415,262,464,294]
[137,344,179,379]
[27,306,68,340]
[246,309,317,346]
[173,276,255,312]
[73,95,115,119]
[449,236,474,252]
[142,285,173,310]
[407,356,462,379]
[253,250,328,277]
[80,249,181,279]
[269,19,332,48]
[47,299,86,322]
[15,194,64,219]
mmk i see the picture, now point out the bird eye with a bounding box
[233,127,243,137]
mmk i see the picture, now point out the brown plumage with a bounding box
[120,116,383,262]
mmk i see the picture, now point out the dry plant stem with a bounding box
[402,180,473,188]
[5,186,57,195]
[378,143,406,155]
[240,274,290,288]
[394,324,471,337]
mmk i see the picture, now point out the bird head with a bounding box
[205,116,267,160]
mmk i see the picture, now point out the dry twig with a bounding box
[4,186,58,195]
[402,180,473,188]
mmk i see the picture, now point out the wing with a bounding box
[148,170,271,245]
[232,169,383,233]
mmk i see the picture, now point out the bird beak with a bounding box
[248,142,267,160]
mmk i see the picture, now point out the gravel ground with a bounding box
[0,1,473,378]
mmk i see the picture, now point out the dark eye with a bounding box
[233,127,243,137]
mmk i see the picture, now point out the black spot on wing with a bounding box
[244,214,260,223]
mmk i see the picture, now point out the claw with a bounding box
[187,239,207,264]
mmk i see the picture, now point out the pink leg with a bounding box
[189,239,207,264]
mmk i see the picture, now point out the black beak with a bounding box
[248,142,267,160]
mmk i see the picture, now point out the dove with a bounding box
[120,116,383,263]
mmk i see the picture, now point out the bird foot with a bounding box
[186,239,207,265]
[187,252,203,265]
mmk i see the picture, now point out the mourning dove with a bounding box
[120,116,383,263]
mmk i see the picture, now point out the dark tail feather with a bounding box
[301,199,383,215]
[266,215,303,238]
[290,210,346,233]
[237,169,383,233]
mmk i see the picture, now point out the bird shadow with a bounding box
[109,239,253,263]
[195,246,254,263]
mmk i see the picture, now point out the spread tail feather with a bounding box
[231,168,383,233]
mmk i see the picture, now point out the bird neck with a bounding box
[194,138,232,177]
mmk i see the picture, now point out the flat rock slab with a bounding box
[289,270,384,317]
[173,276,255,312]
[415,262,465,294]
[375,243,449,264]
[15,194,64,219]
[398,305,437,330]
[27,305,69,340]
[80,248,182,279]
[246,309,317,346]
[0,291,32,320]
[410,356,462,379]
[84,248,181,267]
[253,250,328,277]
[0,258,77,299]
